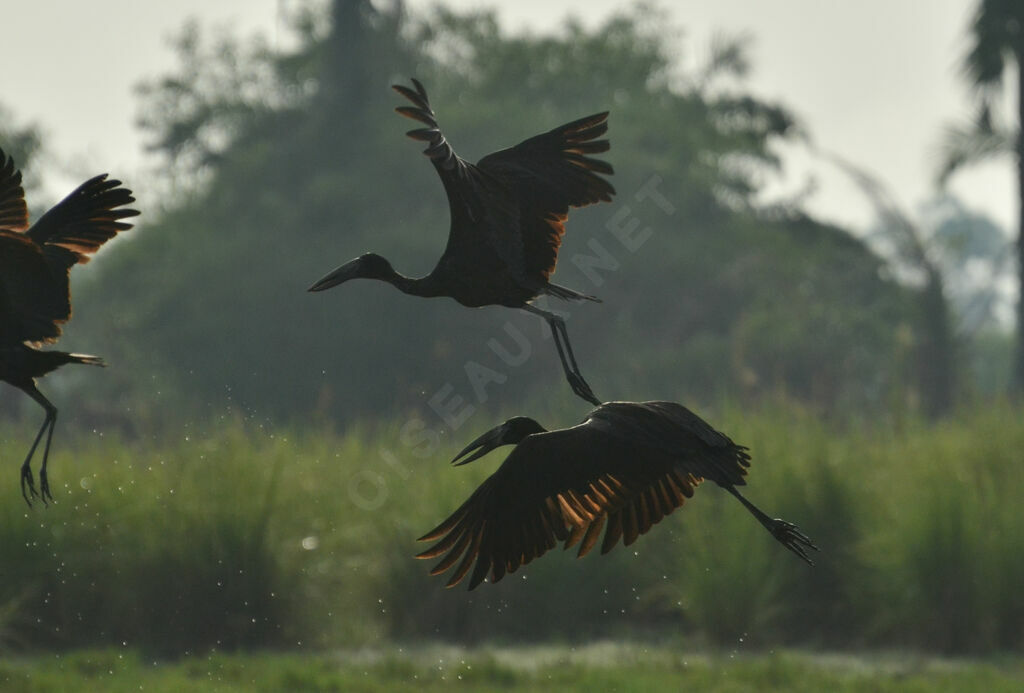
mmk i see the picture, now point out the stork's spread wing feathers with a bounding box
[0,149,29,232]
[393,79,466,176]
[477,111,615,208]
[478,112,615,280]
[28,174,139,267]
[392,79,615,287]
[393,80,519,274]
[0,151,138,345]
[416,406,750,590]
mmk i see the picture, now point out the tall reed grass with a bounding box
[0,402,1021,654]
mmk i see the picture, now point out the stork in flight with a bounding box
[0,147,139,505]
[309,78,615,405]
[417,401,817,589]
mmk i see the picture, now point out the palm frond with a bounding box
[934,116,1015,186]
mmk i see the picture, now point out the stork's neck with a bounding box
[386,269,444,298]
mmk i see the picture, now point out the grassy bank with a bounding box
[0,402,1022,653]
[2,646,1023,692]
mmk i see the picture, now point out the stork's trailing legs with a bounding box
[724,485,818,565]
[523,304,600,406]
[18,382,57,507]
[552,316,600,406]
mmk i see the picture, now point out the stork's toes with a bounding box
[20,467,38,507]
[39,470,53,505]
[568,373,601,406]
[771,519,818,566]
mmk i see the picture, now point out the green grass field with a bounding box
[1,646,1023,692]
[0,401,1022,655]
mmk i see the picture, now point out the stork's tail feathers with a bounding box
[543,283,601,303]
[392,79,458,171]
[68,353,106,367]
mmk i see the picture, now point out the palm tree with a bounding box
[938,0,1024,394]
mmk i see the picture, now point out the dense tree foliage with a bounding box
[61,1,921,428]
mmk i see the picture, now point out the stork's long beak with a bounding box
[308,259,361,292]
[451,424,508,466]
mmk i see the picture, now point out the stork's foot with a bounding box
[39,469,53,505]
[20,465,38,507]
[568,373,601,407]
[769,519,818,566]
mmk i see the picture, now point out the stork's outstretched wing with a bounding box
[0,149,138,345]
[416,420,718,590]
[477,112,615,280]
[392,79,614,287]
[393,79,525,280]
[28,173,139,266]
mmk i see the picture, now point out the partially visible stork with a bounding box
[417,401,817,589]
[0,147,139,505]
[309,78,615,405]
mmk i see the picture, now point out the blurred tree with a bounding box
[938,0,1024,395]
[0,104,43,196]
[921,194,1013,336]
[72,1,915,426]
[825,154,957,418]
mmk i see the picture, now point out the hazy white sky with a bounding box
[1,0,1015,234]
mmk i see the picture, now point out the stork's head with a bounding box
[451,416,547,466]
[308,253,396,291]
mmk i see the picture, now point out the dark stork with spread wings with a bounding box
[0,147,139,505]
[308,79,615,405]
[417,401,817,589]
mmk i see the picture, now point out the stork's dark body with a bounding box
[412,251,536,309]
[418,401,818,590]
[309,79,615,404]
[0,147,138,505]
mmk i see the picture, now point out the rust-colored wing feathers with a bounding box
[564,467,700,558]
[416,456,704,590]
[477,112,615,280]
[417,402,760,590]
[535,212,567,280]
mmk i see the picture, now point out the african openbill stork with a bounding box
[417,401,817,589]
[0,147,139,505]
[309,79,615,405]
